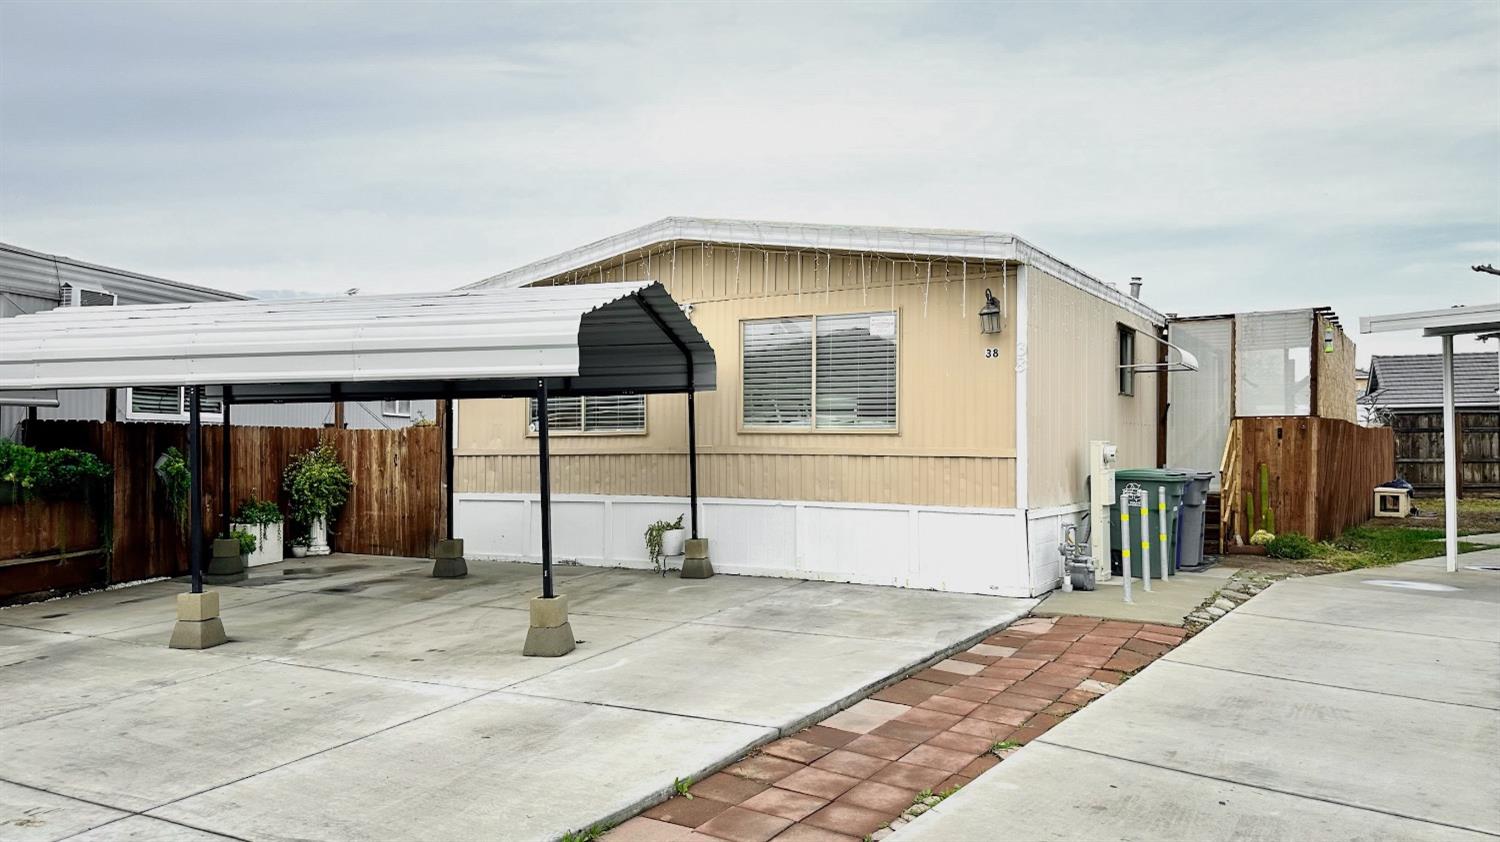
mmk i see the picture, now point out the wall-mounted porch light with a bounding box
[979,288,1003,334]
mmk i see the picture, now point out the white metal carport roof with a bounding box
[1362,299,1500,572]
[0,280,715,403]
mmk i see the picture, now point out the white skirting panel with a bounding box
[1025,503,1088,593]
[455,493,1037,597]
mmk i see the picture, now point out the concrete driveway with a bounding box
[891,551,1500,841]
[0,555,1033,842]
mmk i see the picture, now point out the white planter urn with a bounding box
[232,521,284,567]
[661,528,687,559]
[306,514,332,556]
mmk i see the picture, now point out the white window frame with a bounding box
[526,394,648,436]
[739,310,900,434]
[381,399,413,418]
[124,386,224,422]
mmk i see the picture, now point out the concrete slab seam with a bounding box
[1026,739,1500,838]
[1163,651,1500,711]
[1234,606,1500,643]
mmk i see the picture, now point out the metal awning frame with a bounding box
[0,281,715,648]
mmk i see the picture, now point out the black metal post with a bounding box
[188,386,203,594]
[688,388,699,539]
[220,386,232,538]
[443,397,455,540]
[629,293,700,540]
[536,379,555,599]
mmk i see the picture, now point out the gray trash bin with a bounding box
[1174,470,1216,570]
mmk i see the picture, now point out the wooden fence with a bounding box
[1390,411,1500,495]
[2,420,441,602]
[1221,416,1395,543]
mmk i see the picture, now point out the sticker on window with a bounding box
[868,313,896,338]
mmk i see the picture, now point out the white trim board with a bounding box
[455,492,1036,597]
[462,217,1166,326]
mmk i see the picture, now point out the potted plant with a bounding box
[289,533,311,558]
[282,440,352,557]
[231,528,256,564]
[644,514,686,575]
[232,497,283,566]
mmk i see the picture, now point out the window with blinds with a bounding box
[381,399,412,417]
[742,312,898,430]
[528,395,646,433]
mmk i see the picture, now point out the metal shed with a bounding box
[0,280,716,653]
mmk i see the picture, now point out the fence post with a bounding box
[1119,492,1133,604]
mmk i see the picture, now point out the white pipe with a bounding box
[1139,495,1152,592]
[1442,335,1458,573]
[1159,487,1171,581]
[1120,493,1133,604]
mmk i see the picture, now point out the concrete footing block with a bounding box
[523,595,576,657]
[680,556,715,579]
[431,537,467,579]
[169,591,228,649]
[204,538,246,584]
[684,538,710,559]
[522,622,576,657]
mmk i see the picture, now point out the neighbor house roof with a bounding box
[462,216,1166,325]
[1360,352,1499,409]
[0,280,714,403]
[0,242,248,305]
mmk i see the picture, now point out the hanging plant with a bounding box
[155,447,191,529]
[282,440,352,527]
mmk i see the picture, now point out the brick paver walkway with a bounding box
[605,615,1187,842]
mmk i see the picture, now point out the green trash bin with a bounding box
[1107,468,1190,579]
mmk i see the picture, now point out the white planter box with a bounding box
[233,521,284,567]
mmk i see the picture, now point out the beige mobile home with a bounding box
[452,218,1177,597]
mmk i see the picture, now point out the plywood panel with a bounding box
[1315,313,1358,422]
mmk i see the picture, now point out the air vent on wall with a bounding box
[60,282,118,307]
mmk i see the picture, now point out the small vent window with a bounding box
[1119,324,1136,396]
[529,395,645,433]
[127,386,222,421]
[381,400,412,417]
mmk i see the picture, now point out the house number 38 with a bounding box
[984,348,1001,359]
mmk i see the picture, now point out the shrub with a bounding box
[235,497,282,525]
[232,528,257,556]
[1,440,111,501]
[1266,531,1317,560]
[1249,529,1276,546]
[283,440,352,526]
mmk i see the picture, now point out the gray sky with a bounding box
[2,0,1496,362]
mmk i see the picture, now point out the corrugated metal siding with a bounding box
[457,244,1020,507]
[0,243,245,305]
[1026,267,1160,507]
[0,291,54,318]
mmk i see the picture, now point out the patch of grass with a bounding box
[561,823,609,842]
[990,740,1021,753]
[673,776,693,799]
[1317,525,1488,571]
